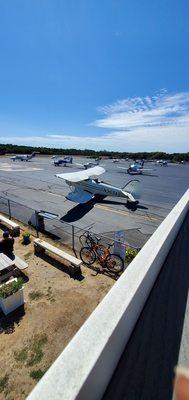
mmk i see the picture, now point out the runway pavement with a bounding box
[0,156,188,247]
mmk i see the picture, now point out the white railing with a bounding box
[27,189,189,400]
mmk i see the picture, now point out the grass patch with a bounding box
[27,334,48,367]
[29,291,43,301]
[30,369,46,382]
[46,286,55,302]
[24,251,33,260]
[14,348,28,363]
[0,375,9,393]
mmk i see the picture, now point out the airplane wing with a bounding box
[56,166,105,183]
[141,168,156,171]
[117,166,128,170]
[66,188,94,203]
[74,162,85,167]
[117,166,155,172]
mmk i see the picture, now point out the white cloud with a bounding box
[1,91,189,152]
[93,91,189,130]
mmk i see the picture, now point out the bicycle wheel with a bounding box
[80,247,96,265]
[79,233,88,246]
[105,254,124,273]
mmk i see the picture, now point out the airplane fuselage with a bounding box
[56,165,140,205]
[11,155,31,161]
[54,156,73,166]
[83,162,99,169]
[11,152,37,161]
[66,178,135,201]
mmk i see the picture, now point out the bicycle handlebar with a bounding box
[82,231,114,248]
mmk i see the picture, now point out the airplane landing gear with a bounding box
[126,200,138,210]
[95,194,107,201]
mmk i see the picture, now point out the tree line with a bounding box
[0,143,188,162]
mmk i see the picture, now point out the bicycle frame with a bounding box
[90,243,110,265]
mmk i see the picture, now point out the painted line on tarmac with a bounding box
[94,204,159,222]
[0,167,43,172]
[48,192,63,198]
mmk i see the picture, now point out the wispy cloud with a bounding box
[0,91,189,152]
[89,91,189,151]
[93,90,189,130]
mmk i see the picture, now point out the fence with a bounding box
[0,196,134,257]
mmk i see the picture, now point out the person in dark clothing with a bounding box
[0,231,15,257]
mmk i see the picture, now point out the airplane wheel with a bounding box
[127,201,138,210]
[95,194,106,201]
[126,201,132,209]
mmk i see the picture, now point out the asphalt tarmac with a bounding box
[0,156,188,247]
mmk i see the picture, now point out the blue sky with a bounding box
[0,0,189,152]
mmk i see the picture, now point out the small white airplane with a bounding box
[156,160,168,166]
[75,159,103,170]
[118,162,155,175]
[10,152,39,161]
[55,166,140,207]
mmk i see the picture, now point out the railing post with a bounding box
[72,225,75,252]
[35,211,39,238]
[8,199,11,219]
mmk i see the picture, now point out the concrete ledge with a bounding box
[27,189,189,400]
[0,213,20,236]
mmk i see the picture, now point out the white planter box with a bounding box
[0,278,24,315]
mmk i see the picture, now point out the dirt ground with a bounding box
[0,226,115,400]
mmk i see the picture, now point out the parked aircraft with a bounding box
[54,156,73,166]
[55,166,140,207]
[118,162,155,175]
[156,160,168,166]
[10,152,39,161]
[75,160,102,169]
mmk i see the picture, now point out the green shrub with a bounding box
[126,247,138,264]
[22,231,31,238]
[0,278,24,299]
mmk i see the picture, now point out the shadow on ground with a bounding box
[60,198,148,223]
[0,305,25,334]
[35,251,84,281]
[77,259,120,281]
[103,212,189,400]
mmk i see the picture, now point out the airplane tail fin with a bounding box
[122,179,141,199]
[31,152,40,157]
